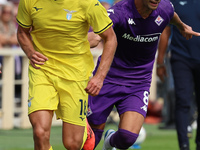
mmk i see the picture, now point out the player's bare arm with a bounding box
[85,27,117,96]
[88,32,101,48]
[17,25,48,69]
[156,26,171,82]
[170,12,200,39]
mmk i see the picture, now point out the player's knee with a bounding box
[33,127,50,141]
[63,138,83,150]
[116,129,138,149]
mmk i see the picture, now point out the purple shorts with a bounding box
[87,82,150,125]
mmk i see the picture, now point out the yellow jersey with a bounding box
[17,0,113,81]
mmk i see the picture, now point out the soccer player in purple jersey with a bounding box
[86,0,200,149]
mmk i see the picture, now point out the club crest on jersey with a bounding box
[87,106,93,117]
[155,15,164,26]
[63,9,77,20]
[28,97,34,107]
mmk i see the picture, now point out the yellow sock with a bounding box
[49,146,53,150]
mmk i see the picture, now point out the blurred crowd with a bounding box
[0,0,21,109]
[0,0,18,48]
[0,0,20,77]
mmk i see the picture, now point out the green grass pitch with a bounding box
[0,123,196,150]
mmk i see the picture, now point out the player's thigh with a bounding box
[62,121,85,145]
[87,82,121,125]
[28,68,59,114]
[119,111,144,134]
[117,89,149,134]
[55,79,88,126]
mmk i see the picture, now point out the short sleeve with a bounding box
[16,0,32,28]
[87,0,113,34]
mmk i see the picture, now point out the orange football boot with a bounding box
[82,119,95,150]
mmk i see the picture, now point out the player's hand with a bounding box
[85,76,103,96]
[156,64,167,82]
[178,23,200,40]
[29,51,48,69]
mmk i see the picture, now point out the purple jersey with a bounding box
[94,0,174,86]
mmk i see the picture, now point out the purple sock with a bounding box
[92,128,104,148]
[110,128,138,149]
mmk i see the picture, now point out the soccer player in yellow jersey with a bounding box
[16,0,117,149]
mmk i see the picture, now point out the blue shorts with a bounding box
[87,82,150,125]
